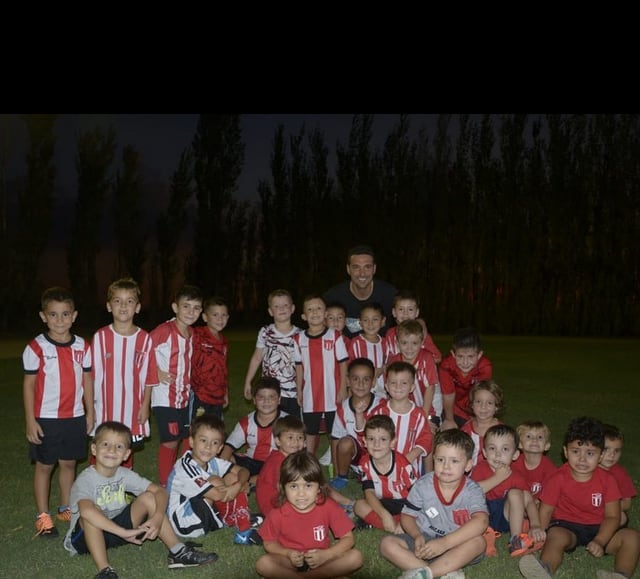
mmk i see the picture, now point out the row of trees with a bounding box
[1,114,639,336]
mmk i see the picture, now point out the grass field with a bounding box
[1,332,639,578]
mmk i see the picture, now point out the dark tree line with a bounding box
[2,114,639,336]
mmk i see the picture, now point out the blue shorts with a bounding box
[70,504,142,554]
[153,406,190,442]
[486,497,510,533]
[29,416,87,464]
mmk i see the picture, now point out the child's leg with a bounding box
[334,436,355,477]
[57,459,76,507]
[538,525,577,574]
[306,434,319,455]
[379,534,427,571]
[33,461,55,513]
[504,488,526,537]
[428,535,485,577]
[80,504,115,571]
[605,527,640,578]
[306,548,363,577]
[130,490,181,550]
[158,441,179,487]
[255,553,301,578]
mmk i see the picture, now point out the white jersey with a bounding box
[256,324,301,398]
[166,450,234,538]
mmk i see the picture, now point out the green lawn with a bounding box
[1,333,639,578]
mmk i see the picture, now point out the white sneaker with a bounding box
[440,571,465,579]
[398,568,433,579]
[319,448,332,465]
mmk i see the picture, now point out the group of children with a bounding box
[22,279,640,579]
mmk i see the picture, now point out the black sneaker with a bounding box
[234,528,263,546]
[250,513,265,528]
[95,567,118,579]
[353,517,373,531]
[167,545,218,568]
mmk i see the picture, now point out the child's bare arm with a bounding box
[219,443,234,462]
[476,464,511,494]
[363,489,396,533]
[77,498,146,544]
[406,447,424,466]
[588,500,622,558]
[337,360,348,402]
[296,365,304,406]
[23,374,42,443]
[441,394,457,430]
[243,347,264,400]
[82,371,95,434]
[422,511,488,559]
[263,540,306,567]
[524,490,546,542]
[304,531,355,570]
[422,384,435,417]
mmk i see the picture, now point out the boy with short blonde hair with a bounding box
[512,420,557,503]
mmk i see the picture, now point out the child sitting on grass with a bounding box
[519,416,640,579]
[353,415,418,533]
[166,414,262,546]
[64,421,217,579]
[256,450,363,578]
[379,429,488,579]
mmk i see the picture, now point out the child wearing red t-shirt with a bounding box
[513,420,557,504]
[440,327,493,430]
[519,416,640,579]
[256,451,363,577]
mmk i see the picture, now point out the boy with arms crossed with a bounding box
[92,278,156,469]
[150,284,203,487]
[347,302,387,396]
[64,421,217,578]
[24,286,94,537]
[166,414,262,546]
[243,289,301,416]
[379,429,488,579]
[519,416,640,579]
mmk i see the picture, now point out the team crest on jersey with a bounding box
[323,340,334,351]
[313,525,326,542]
[73,349,85,364]
[531,482,542,494]
[592,493,602,507]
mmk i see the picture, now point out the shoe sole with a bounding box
[510,541,545,558]
[518,554,551,579]
[168,554,218,569]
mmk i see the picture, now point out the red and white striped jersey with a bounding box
[92,325,157,437]
[359,450,417,500]
[348,335,387,396]
[225,410,288,461]
[150,319,192,409]
[370,399,433,465]
[294,328,349,414]
[386,351,441,417]
[23,333,92,419]
[332,393,383,440]
[383,325,442,364]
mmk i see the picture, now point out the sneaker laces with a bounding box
[33,512,55,538]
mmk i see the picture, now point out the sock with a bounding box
[170,542,186,554]
[58,505,69,513]
[158,445,178,486]
[364,511,383,529]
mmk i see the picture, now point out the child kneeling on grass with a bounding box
[379,429,488,579]
[256,450,363,578]
[63,421,217,579]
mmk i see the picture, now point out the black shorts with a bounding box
[234,454,264,476]
[303,411,335,436]
[279,397,301,418]
[70,504,142,554]
[30,416,88,464]
[547,519,601,551]
[380,497,407,516]
[192,393,224,421]
[153,406,190,442]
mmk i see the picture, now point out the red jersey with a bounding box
[92,325,157,436]
[471,460,528,500]
[600,463,637,500]
[460,419,503,468]
[255,449,286,515]
[439,355,493,421]
[293,328,348,413]
[387,350,440,416]
[512,454,557,498]
[383,325,442,364]
[359,450,417,500]
[540,463,622,525]
[258,498,354,550]
[23,333,92,419]
[150,319,192,410]
[191,325,228,405]
[370,399,433,467]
